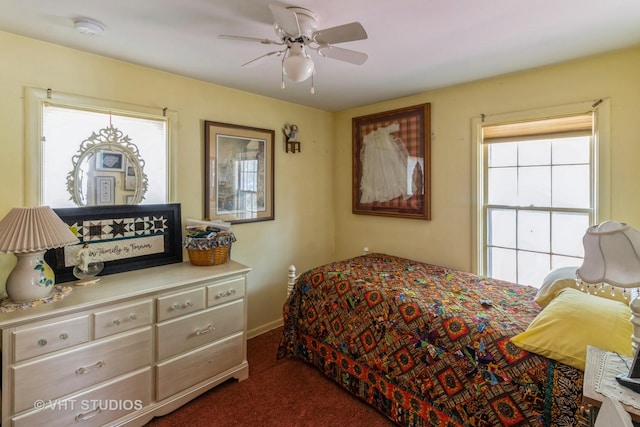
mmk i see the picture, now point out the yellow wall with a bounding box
[2,28,639,335]
[334,46,640,273]
[0,31,335,335]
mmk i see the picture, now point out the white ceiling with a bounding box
[2,0,640,112]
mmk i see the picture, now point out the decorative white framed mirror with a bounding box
[66,124,149,207]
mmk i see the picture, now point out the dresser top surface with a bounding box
[0,260,251,327]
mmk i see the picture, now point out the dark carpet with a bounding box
[145,327,395,426]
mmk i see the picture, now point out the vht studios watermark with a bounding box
[34,399,143,411]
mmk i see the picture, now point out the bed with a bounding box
[278,253,634,426]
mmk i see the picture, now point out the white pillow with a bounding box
[536,266,630,308]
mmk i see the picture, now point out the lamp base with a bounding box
[6,251,55,303]
[616,373,640,393]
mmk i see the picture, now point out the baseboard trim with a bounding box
[247,318,283,339]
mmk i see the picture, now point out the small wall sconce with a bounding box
[283,124,301,153]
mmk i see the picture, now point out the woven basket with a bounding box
[186,230,232,267]
[187,245,229,266]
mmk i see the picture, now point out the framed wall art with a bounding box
[352,103,431,220]
[124,158,137,191]
[95,176,115,205]
[204,121,274,224]
[45,203,183,283]
[95,149,125,171]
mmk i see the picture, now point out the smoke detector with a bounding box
[74,18,105,36]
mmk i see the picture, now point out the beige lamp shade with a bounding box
[577,221,640,288]
[0,206,78,254]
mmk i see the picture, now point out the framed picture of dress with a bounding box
[352,103,431,220]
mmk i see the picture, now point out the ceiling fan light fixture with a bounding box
[282,54,314,82]
[282,42,314,82]
[220,5,368,91]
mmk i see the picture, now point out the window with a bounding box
[473,101,610,288]
[238,159,258,193]
[24,87,176,207]
[42,105,168,207]
[237,159,259,215]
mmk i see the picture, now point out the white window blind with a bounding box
[483,113,593,142]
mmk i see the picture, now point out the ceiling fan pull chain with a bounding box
[281,57,286,89]
[310,73,315,94]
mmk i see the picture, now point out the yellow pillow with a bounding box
[511,286,632,370]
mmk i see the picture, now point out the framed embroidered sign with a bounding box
[45,203,183,283]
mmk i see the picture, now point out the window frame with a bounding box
[24,87,178,206]
[471,99,611,278]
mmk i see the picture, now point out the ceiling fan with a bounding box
[219,4,368,93]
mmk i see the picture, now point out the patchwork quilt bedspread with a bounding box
[278,253,588,426]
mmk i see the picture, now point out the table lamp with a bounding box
[0,206,79,303]
[577,221,640,392]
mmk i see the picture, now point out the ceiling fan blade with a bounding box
[313,22,367,45]
[218,35,282,45]
[317,45,368,65]
[268,4,301,38]
[241,49,286,68]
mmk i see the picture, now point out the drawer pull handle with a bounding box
[216,289,237,299]
[195,324,214,336]
[75,361,106,375]
[171,301,193,310]
[75,407,102,422]
[37,339,47,346]
[129,314,138,321]
[59,333,69,340]
[112,319,121,326]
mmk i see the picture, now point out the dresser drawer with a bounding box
[207,276,245,307]
[156,299,243,361]
[13,315,90,362]
[13,367,151,427]
[156,332,243,400]
[156,287,206,322]
[94,299,153,339]
[13,327,152,413]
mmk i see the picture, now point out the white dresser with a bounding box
[0,260,251,426]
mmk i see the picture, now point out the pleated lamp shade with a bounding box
[0,206,79,303]
[577,221,640,288]
[0,206,78,254]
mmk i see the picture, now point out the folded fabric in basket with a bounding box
[185,218,232,232]
[183,230,236,250]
